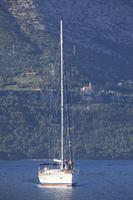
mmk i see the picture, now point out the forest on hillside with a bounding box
[0,0,133,160]
[0,91,133,160]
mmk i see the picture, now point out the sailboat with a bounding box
[38,19,78,187]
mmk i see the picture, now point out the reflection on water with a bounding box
[37,184,73,200]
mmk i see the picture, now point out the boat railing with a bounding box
[39,162,60,172]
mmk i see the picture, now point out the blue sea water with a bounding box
[0,160,133,200]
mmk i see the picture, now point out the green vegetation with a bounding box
[0,92,133,160]
[0,2,58,91]
[0,2,133,91]
[0,2,133,160]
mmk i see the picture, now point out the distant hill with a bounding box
[0,0,58,90]
[0,0,133,160]
[0,0,133,89]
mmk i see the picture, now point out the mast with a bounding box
[60,18,64,170]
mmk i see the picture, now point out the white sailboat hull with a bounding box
[39,169,78,186]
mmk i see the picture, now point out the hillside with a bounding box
[1,0,133,89]
[37,0,133,83]
[0,0,133,160]
[0,0,58,90]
